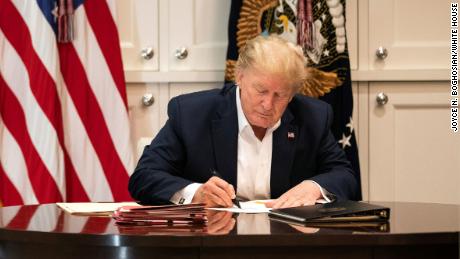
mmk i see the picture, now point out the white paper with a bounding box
[56,202,140,214]
[208,199,273,213]
[207,198,331,213]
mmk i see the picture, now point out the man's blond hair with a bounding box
[235,35,307,91]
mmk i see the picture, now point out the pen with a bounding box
[210,169,241,208]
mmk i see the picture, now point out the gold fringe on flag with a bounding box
[301,67,341,98]
[225,59,237,82]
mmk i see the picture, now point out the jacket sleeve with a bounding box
[128,97,193,204]
[309,104,359,200]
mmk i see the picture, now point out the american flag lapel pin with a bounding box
[287,132,295,140]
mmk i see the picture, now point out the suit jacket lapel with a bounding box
[270,110,298,199]
[211,86,238,188]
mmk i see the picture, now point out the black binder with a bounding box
[269,200,390,223]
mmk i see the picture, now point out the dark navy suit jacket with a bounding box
[129,84,359,204]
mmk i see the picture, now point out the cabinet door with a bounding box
[169,82,222,99]
[369,0,450,70]
[116,0,159,71]
[127,83,163,161]
[369,82,460,204]
[169,0,231,71]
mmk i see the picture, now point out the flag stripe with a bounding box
[63,148,91,202]
[58,43,131,201]
[0,116,37,205]
[84,0,128,108]
[11,0,61,84]
[0,73,62,203]
[0,163,24,206]
[60,81,114,201]
[72,7,133,174]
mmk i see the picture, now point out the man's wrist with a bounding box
[304,180,335,202]
[170,183,202,204]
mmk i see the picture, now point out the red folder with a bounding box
[113,203,207,227]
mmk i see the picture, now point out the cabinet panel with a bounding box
[168,0,356,71]
[369,82,460,204]
[169,0,231,71]
[346,0,358,70]
[116,0,158,71]
[169,83,222,99]
[369,0,450,70]
[127,83,162,160]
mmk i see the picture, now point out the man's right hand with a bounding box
[192,176,235,207]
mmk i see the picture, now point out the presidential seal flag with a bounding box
[0,0,133,206]
[225,0,361,200]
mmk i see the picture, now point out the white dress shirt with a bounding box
[235,86,279,200]
[170,87,331,204]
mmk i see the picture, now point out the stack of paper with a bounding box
[57,202,140,216]
[113,203,207,227]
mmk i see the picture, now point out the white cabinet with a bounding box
[346,0,358,70]
[126,82,222,160]
[127,83,166,160]
[368,82,460,204]
[116,0,159,72]
[169,82,222,99]
[168,0,231,71]
[368,0,450,70]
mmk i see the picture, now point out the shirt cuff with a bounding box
[170,183,202,204]
[307,180,336,203]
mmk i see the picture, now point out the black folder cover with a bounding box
[269,200,390,223]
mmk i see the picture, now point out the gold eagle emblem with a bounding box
[225,0,341,98]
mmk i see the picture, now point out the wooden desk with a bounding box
[0,202,458,259]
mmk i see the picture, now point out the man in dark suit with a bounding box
[129,35,359,208]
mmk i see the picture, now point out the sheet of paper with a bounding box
[207,198,331,213]
[57,202,140,214]
[208,200,273,213]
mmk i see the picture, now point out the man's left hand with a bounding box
[266,181,322,209]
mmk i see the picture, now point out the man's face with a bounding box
[237,69,294,129]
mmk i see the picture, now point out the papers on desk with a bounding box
[113,203,207,227]
[209,200,272,213]
[57,198,331,216]
[208,198,330,214]
[57,202,140,216]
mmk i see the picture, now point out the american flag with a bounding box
[0,0,133,206]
